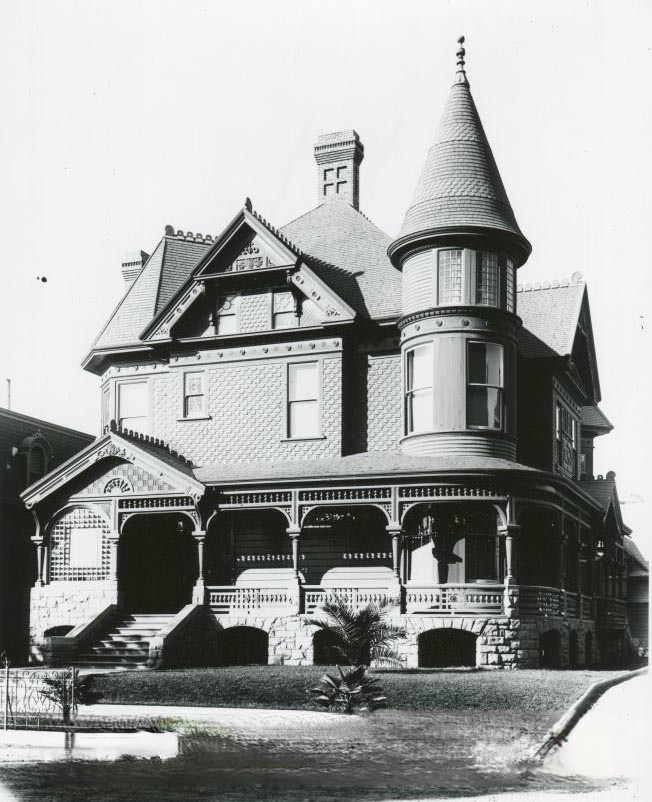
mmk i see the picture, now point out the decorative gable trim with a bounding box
[21,432,205,509]
[291,263,356,323]
[148,282,205,342]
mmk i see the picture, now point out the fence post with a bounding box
[3,656,9,730]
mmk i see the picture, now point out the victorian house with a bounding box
[21,42,637,670]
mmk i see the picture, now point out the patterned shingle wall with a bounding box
[240,292,270,333]
[152,356,342,464]
[49,507,110,581]
[80,463,175,496]
[367,354,402,451]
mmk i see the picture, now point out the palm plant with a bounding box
[309,665,386,714]
[307,596,405,667]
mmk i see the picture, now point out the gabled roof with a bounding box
[21,429,204,509]
[517,279,585,357]
[579,472,628,532]
[281,199,401,320]
[624,537,648,573]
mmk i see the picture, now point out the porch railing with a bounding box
[596,597,627,629]
[405,583,504,615]
[303,586,391,615]
[520,585,563,616]
[207,586,290,615]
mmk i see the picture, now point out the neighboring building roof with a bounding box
[581,405,613,432]
[517,278,586,358]
[0,407,93,498]
[194,450,540,485]
[394,71,527,249]
[579,474,618,511]
[281,199,401,319]
[624,536,648,574]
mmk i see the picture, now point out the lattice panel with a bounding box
[49,507,110,581]
[81,462,176,495]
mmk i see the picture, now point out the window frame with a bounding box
[286,360,321,440]
[466,340,505,431]
[475,251,500,307]
[214,292,240,336]
[555,399,579,477]
[271,288,298,330]
[404,342,434,435]
[436,249,464,306]
[116,379,150,435]
[181,370,208,420]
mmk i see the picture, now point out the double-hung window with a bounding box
[215,294,239,335]
[287,362,319,438]
[556,401,578,476]
[405,344,434,434]
[476,252,500,306]
[466,342,504,429]
[437,249,463,305]
[117,381,149,434]
[183,372,206,418]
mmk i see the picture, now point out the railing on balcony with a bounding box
[581,594,597,620]
[405,583,504,615]
[207,586,290,615]
[303,586,391,615]
[565,591,579,617]
[596,597,627,629]
[520,585,563,616]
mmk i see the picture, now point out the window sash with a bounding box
[118,382,148,433]
[405,344,434,434]
[505,258,515,312]
[215,294,239,334]
[466,342,504,429]
[437,249,463,305]
[183,372,206,417]
[476,252,499,306]
[287,363,319,437]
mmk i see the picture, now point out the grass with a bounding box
[90,666,611,712]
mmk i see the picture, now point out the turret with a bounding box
[389,38,531,460]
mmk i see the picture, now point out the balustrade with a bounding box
[207,586,289,615]
[303,586,391,615]
[405,583,504,615]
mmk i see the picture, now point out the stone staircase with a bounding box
[73,613,176,670]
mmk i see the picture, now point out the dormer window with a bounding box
[272,290,298,329]
[18,434,52,487]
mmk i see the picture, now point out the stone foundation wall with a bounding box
[215,613,317,665]
[29,581,119,662]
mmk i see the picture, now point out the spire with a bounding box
[389,37,531,266]
[455,35,467,84]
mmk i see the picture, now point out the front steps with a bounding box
[73,613,176,670]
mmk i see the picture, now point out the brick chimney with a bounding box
[121,250,149,289]
[314,130,364,210]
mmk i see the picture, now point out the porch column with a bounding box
[192,529,206,604]
[33,536,47,586]
[286,526,302,613]
[107,532,120,583]
[386,524,402,579]
[499,524,520,616]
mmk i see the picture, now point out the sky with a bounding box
[1,0,650,554]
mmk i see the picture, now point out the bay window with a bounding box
[405,343,434,434]
[287,362,319,438]
[466,342,504,429]
[476,252,499,306]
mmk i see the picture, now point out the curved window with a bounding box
[467,342,504,429]
[476,252,499,306]
[437,250,463,305]
[405,344,433,434]
[505,258,515,312]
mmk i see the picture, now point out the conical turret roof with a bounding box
[390,40,530,264]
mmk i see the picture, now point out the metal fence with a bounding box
[1,664,70,729]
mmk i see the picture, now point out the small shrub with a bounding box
[309,665,387,714]
[39,669,100,725]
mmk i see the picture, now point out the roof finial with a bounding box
[456,35,468,84]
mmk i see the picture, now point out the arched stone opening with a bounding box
[539,629,562,668]
[403,502,502,585]
[218,626,268,665]
[568,630,579,669]
[300,505,391,586]
[418,628,477,668]
[118,513,197,613]
[205,509,291,586]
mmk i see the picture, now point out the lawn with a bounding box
[90,666,611,712]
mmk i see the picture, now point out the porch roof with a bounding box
[194,450,540,486]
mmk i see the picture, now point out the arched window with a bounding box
[19,433,52,487]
